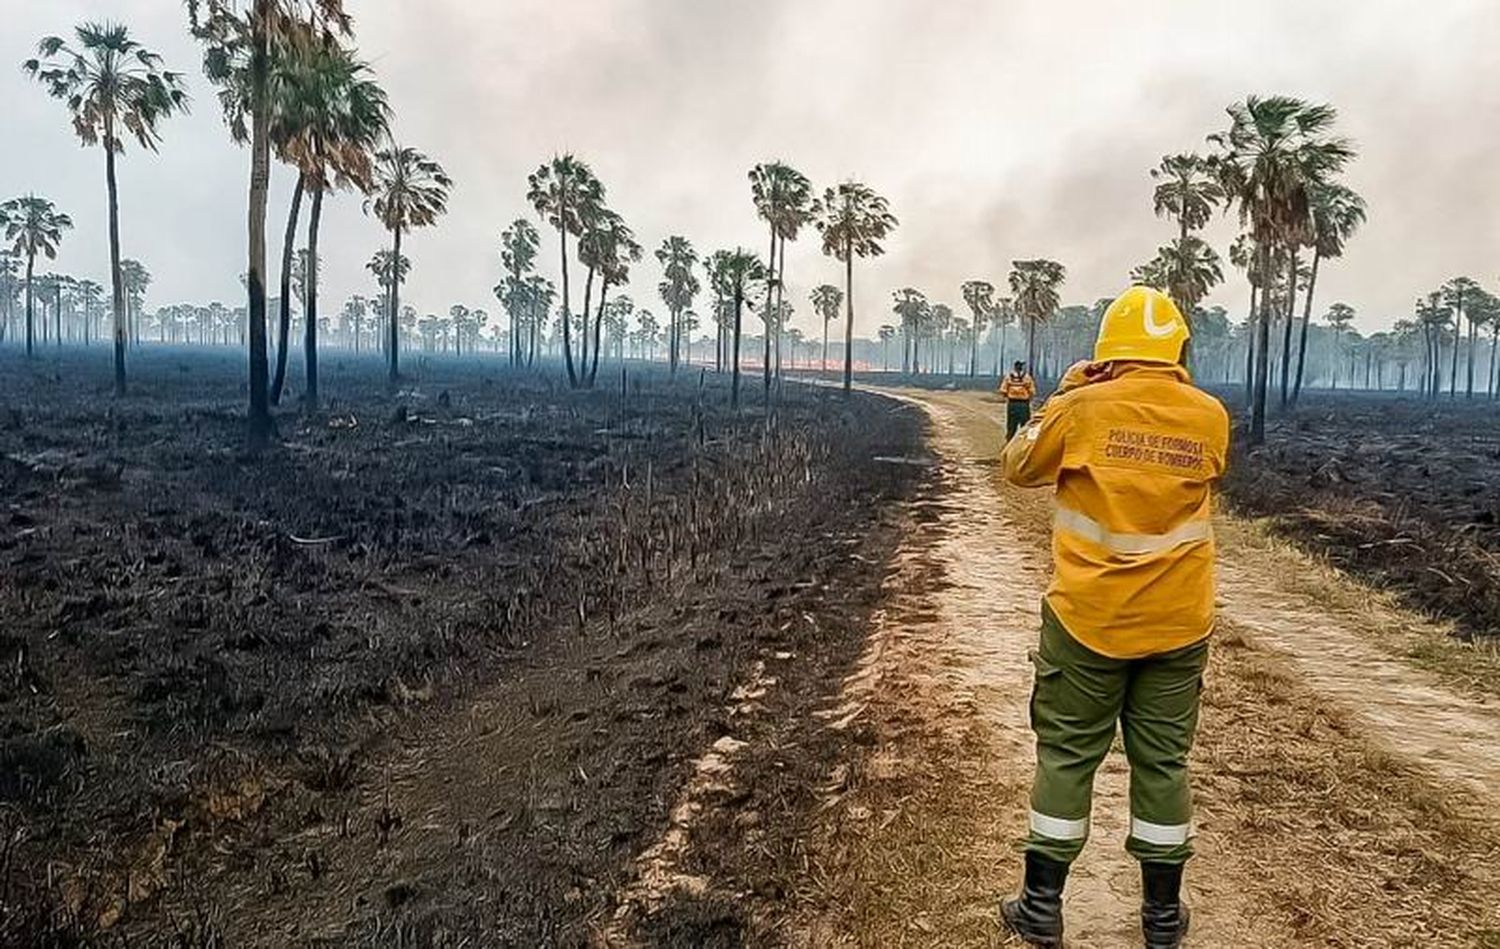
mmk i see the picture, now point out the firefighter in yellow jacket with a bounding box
[998,361,1038,440]
[999,287,1230,949]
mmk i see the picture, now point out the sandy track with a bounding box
[801,386,1500,947]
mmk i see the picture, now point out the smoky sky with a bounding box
[5,0,1500,338]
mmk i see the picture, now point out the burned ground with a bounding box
[0,349,922,946]
[1225,393,1500,641]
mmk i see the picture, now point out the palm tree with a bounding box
[1291,182,1366,405]
[75,279,104,346]
[1211,95,1354,444]
[961,280,995,377]
[1464,289,1499,398]
[877,324,896,371]
[118,258,152,346]
[656,235,700,374]
[585,213,641,385]
[750,162,815,390]
[1150,153,1224,242]
[1441,277,1480,399]
[1008,259,1066,373]
[274,38,389,409]
[25,22,188,393]
[1325,303,1355,388]
[366,143,452,384]
[891,288,930,373]
[711,249,767,409]
[811,284,843,374]
[527,154,601,388]
[0,252,21,344]
[189,0,351,444]
[1,197,74,358]
[815,180,898,393]
[1155,236,1223,326]
[500,219,539,365]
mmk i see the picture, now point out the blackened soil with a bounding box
[0,348,923,946]
[1225,393,1500,639]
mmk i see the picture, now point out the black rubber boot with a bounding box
[1000,852,1068,946]
[1141,861,1191,948]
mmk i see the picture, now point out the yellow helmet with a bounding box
[1093,286,1190,365]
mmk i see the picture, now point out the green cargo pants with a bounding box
[1005,400,1032,441]
[1025,604,1209,866]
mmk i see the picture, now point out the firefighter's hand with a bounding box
[1056,360,1111,394]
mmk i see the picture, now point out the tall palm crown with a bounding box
[366,249,410,289]
[501,219,540,277]
[961,280,995,333]
[189,1,349,130]
[367,144,452,236]
[1,197,73,263]
[811,285,843,324]
[1155,236,1224,315]
[817,181,898,263]
[275,39,389,192]
[25,22,189,152]
[1008,260,1066,324]
[527,155,602,240]
[1150,153,1224,240]
[1211,96,1355,251]
[750,162,816,242]
[1326,302,1357,333]
[1307,182,1366,261]
[892,288,930,333]
[656,236,701,322]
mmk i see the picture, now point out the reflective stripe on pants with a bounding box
[1025,603,1208,866]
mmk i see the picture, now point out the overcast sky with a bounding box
[6,0,1500,337]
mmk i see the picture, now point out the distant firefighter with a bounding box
[997,361,1038,441]
[999,286,1230,949]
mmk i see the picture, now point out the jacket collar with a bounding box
[1106,361,1193,385]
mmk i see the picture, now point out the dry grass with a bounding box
[1195,620,1500,947]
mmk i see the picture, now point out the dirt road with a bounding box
[762,388,1500,947]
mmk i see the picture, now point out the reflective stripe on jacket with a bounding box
[1002,362,1230,659]
[999,373,1037,402]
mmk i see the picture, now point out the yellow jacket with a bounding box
[1002,362,1230,659]
[998,373,1037,402]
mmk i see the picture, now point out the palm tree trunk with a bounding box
[1279,249,1297,407]
[822,316,829,375]
[1467,317,1478,398]
[1243,284,1257,407]
[589,281,608,386]
[102,132,128,392]
[388,226,402,384]
[305,186,324,411]
[271,171,305,406]
[23,252,35,358]
[246,4,274,445]
[559,223,578,388]
[1027,314,1038,374]
[842,244,855,395]
[1449,303,1461,399]
[1490,322,1499,400]
[732,289,744,409]
[581,266,595,375]
[1250,244,1274,445]
[764,227,776,393]
[1291,251,1320,406]
[774,236,787,389]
